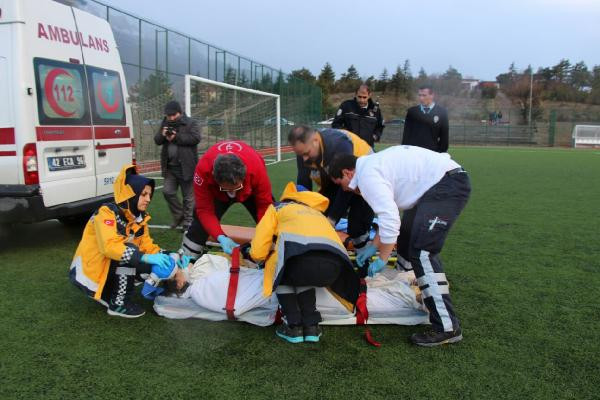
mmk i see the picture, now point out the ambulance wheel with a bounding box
[58,214,89,227]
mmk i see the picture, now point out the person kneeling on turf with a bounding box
[69,164,175,318]
[246,182,360,343]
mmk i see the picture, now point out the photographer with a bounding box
[154,101,201,230]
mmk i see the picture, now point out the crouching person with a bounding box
[247,182,359,343]
[69,164,174,318]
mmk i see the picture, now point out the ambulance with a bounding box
[0,0,135,224]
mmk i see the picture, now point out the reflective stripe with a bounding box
[182,235,204,258]
[70,256,99,293]
[417,272,447,287]
[275,285,295,294]
[296,286,313,293]
[422,284,450,297]
[419,250,453,332]
[116,266,136,276]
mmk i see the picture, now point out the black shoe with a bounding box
[107,300,146,318]
[303,325,322,343]
[275,323,304,343]
[410,328,462,347]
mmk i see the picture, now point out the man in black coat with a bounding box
[402,85,449,152]
[154,101,201,229]
[331,84,384,148]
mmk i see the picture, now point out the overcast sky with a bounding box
[100,0,600,81]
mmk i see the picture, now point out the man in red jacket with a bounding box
[181,141,273,260]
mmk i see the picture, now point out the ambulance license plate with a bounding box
[47,155,86,171]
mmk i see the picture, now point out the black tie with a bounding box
[423,107,430,114]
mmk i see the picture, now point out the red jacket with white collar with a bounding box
[193,141,273,239]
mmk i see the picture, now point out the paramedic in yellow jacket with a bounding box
[69,164,173,318]
[248,182,360,343]
[288,126,375,254]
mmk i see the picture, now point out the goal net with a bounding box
[185,75,282,163]
[572,125,600,148]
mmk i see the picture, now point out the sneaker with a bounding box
[303,325,322,343]
[275,323,304,343]
[107,300,146,318]
[410,328,462,347]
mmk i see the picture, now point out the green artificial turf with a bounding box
[1,147,599,399]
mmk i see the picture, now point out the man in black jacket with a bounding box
[154,101,201,229]
[332,85,384,148]
[402,85,449,152]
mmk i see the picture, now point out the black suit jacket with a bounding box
[401,104,449,152]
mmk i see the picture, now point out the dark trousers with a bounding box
[162,168,194,227]
[397,172,471,332]
[276,250,344,327]
[322,185,374,244]
[100,260,151,305]
[181,197,259,259]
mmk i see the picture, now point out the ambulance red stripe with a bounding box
[0,151,17,157]
[0,128,16,145]
[35,126,93,141]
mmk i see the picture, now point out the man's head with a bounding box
[164,100,182,121]
[288,125,321,163]
[213,154,246,194]
[417,85,434,107]
[355,85,371,108]
[329,153,358,192]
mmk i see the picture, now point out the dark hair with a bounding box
[213,154,246,185]
[328,153,358,179]
[418,84,434,94]
[288,125,316,145]
[356,84,371,94]
[163,278,189,298]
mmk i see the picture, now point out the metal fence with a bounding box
[58,0,322,164]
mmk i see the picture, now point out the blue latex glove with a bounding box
[356,244,377,267]
[151,257,176,279]
[217,235,239,255]
[177,255,193,269]
[141,253,172,270]
[368,257,387,277]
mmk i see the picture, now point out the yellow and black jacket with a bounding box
[69,165,162,300]
[249,182,359,311]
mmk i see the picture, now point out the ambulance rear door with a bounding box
[72,8,133,197]
[25,0,96,206]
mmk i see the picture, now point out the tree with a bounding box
[129,71,172,103]
[316,62,335,94]
[336,64,362,93]
[316,62,336,118]
[552,59,571,83]
[570,61,591,89]
[376,68,389,92]
[290,68,316,84]
[590,65,600,104]
[503,75,543,124]
[437,65,462,95]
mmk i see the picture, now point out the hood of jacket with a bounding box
[279,182,329,213]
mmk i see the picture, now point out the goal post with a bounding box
[572,125,600,148]
[184,74,282,162]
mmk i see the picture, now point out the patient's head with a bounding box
[164,269,190,297]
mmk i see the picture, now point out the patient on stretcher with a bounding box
[154,253,429,327]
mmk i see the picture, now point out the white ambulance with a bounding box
[0,0,134,224]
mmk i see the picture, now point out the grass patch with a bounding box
[1,147,599,399]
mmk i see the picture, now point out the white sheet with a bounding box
[153,254,429,326]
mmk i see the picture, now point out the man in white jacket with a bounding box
[329,145,471,346]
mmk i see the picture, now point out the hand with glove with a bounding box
[141,257,176,300]
[141,252,172,270]
[356,244,377,267]
[367,257,387,277]
[217,235,239,255]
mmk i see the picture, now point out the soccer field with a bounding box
[1,146,599,399]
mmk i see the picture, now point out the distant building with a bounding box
[479,81,500,89]
[461,78,480,91]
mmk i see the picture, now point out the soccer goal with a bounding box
[184,75,282,163]
[572,125,600,148]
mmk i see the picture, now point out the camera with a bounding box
[164,119,179,136]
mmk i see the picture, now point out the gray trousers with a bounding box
[162,169,194,226]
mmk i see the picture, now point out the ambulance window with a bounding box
[33,58,90,125]
[87,66,126,125]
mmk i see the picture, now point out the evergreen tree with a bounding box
[376,68,389,92]
[317,62,335,94]
[290,68,316,84]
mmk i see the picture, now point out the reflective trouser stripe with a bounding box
[276,285,295,294]
[419,250,453,332]
[295,286,313,293]
[115,267,136,276]
[422,284,450,297]
[181,235,204,258]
